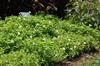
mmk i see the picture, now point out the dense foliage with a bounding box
[66,0,100,28]
[0,15,100,66]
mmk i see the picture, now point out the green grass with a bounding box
[0,15,100,66]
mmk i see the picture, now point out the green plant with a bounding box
[0,16,100,66]
[66,0,100,28]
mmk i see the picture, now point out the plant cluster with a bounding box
[0,15,100,66]
[65,0,100,28]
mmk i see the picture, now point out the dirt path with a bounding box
[54,50,100,66]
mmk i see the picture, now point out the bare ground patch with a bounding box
[54,50,100,66]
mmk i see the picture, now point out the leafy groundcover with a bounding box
[0,15,100,66]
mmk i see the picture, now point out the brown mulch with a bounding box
[53,50,100,66]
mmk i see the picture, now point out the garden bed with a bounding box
[0,15,100,66]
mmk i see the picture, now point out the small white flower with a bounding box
[23,18,26,20]
[43,25,46,28]
[62,47,66,50]
[83,42,86,44]
[68,39,71,41]
[19,25,22,28]
[30,36,32,39]
[10,40,14,43]
[36,24,39,26]
[17,32,21,35]
[55,54,58,57]
[66,43,69,45]
[70,48,73,50]
[42,38,46,41]
[53,37,57,40]
[48,21,51,24]
[89,24,92,27]
[18,17,21,19]
[69,14,71,16]
[57,36,60,38]
[32,42,36,46]
[77,43,80,45]
[74,46,77,49]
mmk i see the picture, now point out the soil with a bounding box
[54,50,100,66]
